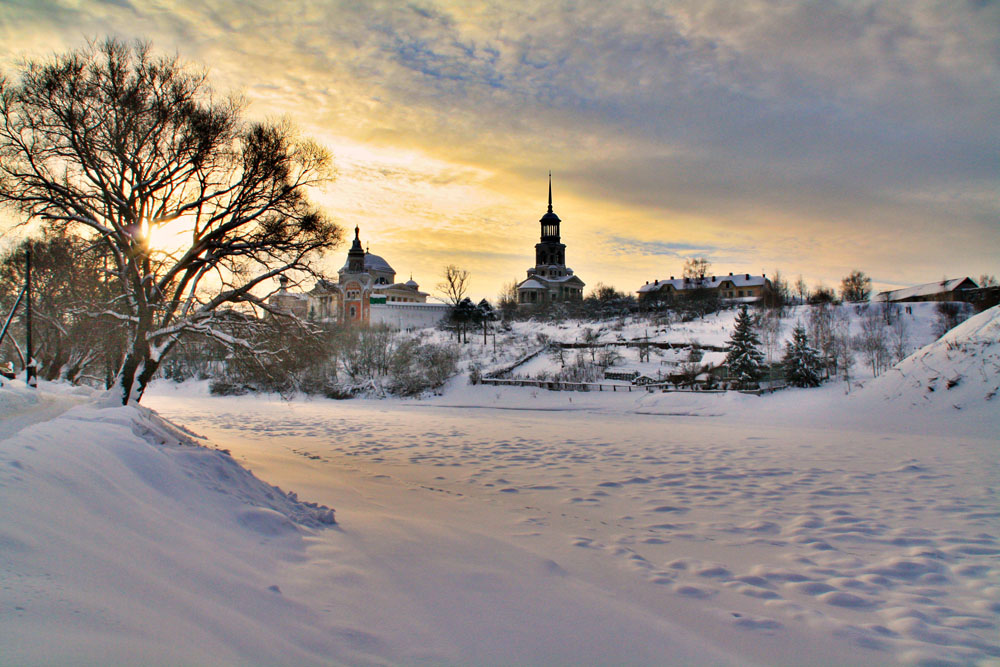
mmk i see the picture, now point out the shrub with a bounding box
[388,339,459,396]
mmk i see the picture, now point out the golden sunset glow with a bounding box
[1,1,997,300]
[143,215,192,255]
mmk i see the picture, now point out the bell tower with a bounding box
[535,173,566,268]
[347,225,365,273]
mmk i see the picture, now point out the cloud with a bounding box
[601,236,718,259]
[0,0,997,297]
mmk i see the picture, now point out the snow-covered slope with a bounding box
[863,305,999,418]
[0,392,337,665]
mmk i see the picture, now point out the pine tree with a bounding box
[782,323,823,387]
[725,306,765,389]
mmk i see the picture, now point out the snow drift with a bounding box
[0,393,336,665]
[864,305,1000,416]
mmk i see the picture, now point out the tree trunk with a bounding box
[117,348,162,405]
[117,346,144,405]
[117,314,155,404]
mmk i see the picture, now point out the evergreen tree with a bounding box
[782,323,823,387]
[725,306,765,389]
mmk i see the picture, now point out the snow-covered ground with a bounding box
[463,302,944,384]
[2,305,997,665]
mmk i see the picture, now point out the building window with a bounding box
[349,305,356,318]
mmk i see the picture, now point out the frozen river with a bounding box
[145,384,1000,666]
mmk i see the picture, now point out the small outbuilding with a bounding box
[876,278,978,303]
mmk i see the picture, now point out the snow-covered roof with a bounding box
[638,274,768,294]
[373,283,429,297]
[519,279,546,290]
[340,253,395,275]
[545,274,582,284]
[876,278,977,302]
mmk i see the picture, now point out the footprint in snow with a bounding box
[733,615,782,631]
[650,505,689,513]
[673,584,716,599]
[818,590,880,609]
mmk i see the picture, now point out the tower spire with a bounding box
[547,171,553,213]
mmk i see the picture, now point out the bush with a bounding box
[934,301,971,338]
[388,338,459,396]
[208,380,252,396]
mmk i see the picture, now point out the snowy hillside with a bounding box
[863,305,1000,417]
[453,302,944,386]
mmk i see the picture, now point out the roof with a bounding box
[340,252,395,275]
[519,274,585,290]
[637,274,768,294]
[373,282,429,298]
[545,274,583,284]
[877,278,978,302]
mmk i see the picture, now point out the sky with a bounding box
[1,0,998,301]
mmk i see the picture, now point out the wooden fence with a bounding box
[477,377,782,395]
[477,377,735,393]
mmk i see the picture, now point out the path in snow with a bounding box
[0,382,90,441]
[146,388,1000,666]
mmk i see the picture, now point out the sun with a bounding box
[143,214,194,254]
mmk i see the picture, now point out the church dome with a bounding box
[339,252,395,274]
[405,278,419,288]
[539,209,561,224]
[363,253,394,273]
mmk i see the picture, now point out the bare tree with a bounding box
[338,324,395,384]
[0,39,340,403]
[833,312,855,389]
[760,269,790,312]
[978,274,998,288]
[0,234,123,384]
[809,285,837,304]
[756,307,784,363]
[388,336,458,396]
[497,279,519,317]
[807,302,836,377]
[854,306,889,377]
[795,275,808,305]
[840,270,872,303]
[597,346,622,369]
[933,301,971,338]
[889,313,909,363]
[683,257,710,282]
[438,265,470,305]
[211,312,338,398]
[549,343,566,369]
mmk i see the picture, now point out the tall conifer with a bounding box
[783,323,823,387]
[725,306,765,389]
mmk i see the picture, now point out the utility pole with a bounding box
[25,248,36,387]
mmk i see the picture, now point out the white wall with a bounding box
[370,303,450,330]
